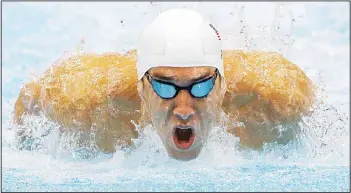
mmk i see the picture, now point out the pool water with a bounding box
[2,2,350,192]
[3,163,349,192]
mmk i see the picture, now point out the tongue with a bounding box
[173,134,195,149]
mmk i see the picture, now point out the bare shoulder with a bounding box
[222,50,315,148]
[13,50,141,153]
[222,49,315,119]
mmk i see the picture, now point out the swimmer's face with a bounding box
[138,67,226,161]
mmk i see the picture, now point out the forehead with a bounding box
[148,66,216,80]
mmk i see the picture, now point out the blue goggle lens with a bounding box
[152,79,177,99]
[190,78,215,98]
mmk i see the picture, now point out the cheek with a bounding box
[199,95,218,115]
[149,93,171,126]
[196,93,220,126]
[197,103,216,126]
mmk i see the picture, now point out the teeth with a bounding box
[177,127,191,130]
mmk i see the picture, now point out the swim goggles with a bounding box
[145,69,219,99]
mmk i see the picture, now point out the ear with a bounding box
[216,77,228,125]
[137,79,153,128]
[137,79,146,103]
[219,77,227,105]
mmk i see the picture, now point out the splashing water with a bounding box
[2,2,350,192]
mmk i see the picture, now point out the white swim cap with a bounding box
[136,8,224,80]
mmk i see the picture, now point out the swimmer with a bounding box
[13,9,314,161]
[135,9,227,160]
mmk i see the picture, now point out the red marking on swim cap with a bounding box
[209,24,221,40]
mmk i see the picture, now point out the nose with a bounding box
[173,106,195,120]
[173,90,195,120]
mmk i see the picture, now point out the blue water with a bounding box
[3,165,349,192]
[2,2,350,192]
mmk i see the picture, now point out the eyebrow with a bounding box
[152,71,213,83]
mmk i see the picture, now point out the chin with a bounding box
[166,145,203,161]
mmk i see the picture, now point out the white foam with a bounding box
[2,2,349,183]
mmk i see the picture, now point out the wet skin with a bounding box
[137,66,226,161]
[13,50,314,160]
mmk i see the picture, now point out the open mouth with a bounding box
[172,126,195,150]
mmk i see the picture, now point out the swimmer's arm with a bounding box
[14,81,42,125]
[222,91,302,149]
